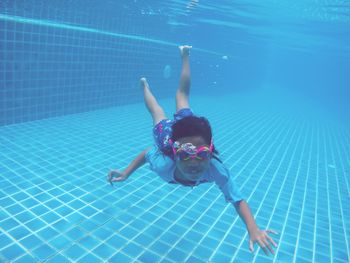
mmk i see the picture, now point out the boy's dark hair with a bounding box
[172,116,212,144]
[170,116,221,161]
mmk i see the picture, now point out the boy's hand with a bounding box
[107,170,128,185]
[249,229,278,255]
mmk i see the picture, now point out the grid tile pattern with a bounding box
[2,0,220,127]
[0,94,349,262]
[0,2,225,127]
[0,11,182,126]
[0,12,225,127]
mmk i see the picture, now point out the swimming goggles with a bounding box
[172,140,213,161]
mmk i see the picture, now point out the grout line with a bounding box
[292,122,314,262]
[323,124,333,263]
[312,121,320,263]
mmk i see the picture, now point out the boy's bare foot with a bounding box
[140,77,148,89]
[179,45,192,57]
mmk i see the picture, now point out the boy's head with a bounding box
[171,116,215,181]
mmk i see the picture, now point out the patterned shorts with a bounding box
[153,108,194,155]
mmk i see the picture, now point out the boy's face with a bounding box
[174,136,212,181]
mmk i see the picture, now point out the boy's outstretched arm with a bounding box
[107,147,151,184]
[234,200,278,256]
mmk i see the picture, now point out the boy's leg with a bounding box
[141,77,166,126]
[176,45,192,112]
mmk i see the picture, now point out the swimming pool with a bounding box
[1,1,350,262]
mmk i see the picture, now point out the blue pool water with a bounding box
[1,1,350,262]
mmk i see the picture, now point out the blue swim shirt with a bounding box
[145,146,244,204]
